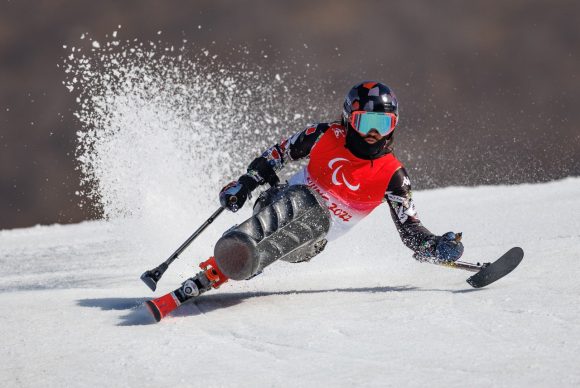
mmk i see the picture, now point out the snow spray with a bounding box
[63,30,323,257]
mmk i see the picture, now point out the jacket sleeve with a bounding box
[385,168,436,254]
[237,123,329,191]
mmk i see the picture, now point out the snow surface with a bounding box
[1,178,580,387]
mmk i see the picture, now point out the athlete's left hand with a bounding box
[414,232,464,263]
[434,231,464,262]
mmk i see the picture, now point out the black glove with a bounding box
[219,180,250,212]
[414,232,464,263]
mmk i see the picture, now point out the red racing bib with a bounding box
[306,124,402,219]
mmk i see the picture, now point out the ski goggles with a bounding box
[349,111,397,136]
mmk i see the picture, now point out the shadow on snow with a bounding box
[77,284,484,326]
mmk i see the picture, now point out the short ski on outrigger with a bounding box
[438,246,524,288]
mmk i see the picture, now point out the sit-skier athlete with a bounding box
[146,81,465,321]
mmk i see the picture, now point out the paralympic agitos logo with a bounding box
[328,158,360,191]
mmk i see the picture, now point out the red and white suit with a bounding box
[241,122,434,250]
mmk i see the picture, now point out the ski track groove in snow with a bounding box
[1,178,580,387]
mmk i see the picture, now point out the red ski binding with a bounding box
[199,256,229,289]
[145,257,229,322]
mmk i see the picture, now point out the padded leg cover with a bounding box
[214,185,331,280]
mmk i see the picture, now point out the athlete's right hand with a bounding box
[219,180,249,212]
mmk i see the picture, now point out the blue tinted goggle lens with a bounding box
[351,112,395,136]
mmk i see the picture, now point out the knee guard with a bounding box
[213,185,331,280]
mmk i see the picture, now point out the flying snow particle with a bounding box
[92,41,100,48]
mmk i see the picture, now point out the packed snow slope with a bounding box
[1,177,579,387]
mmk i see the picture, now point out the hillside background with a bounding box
[1,0,579,229]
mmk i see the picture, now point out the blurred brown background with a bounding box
[1,0,579,229]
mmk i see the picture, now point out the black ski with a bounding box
[466,247,524,288]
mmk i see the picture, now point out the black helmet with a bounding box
[342,81,398,125]
[342,82,399,160]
